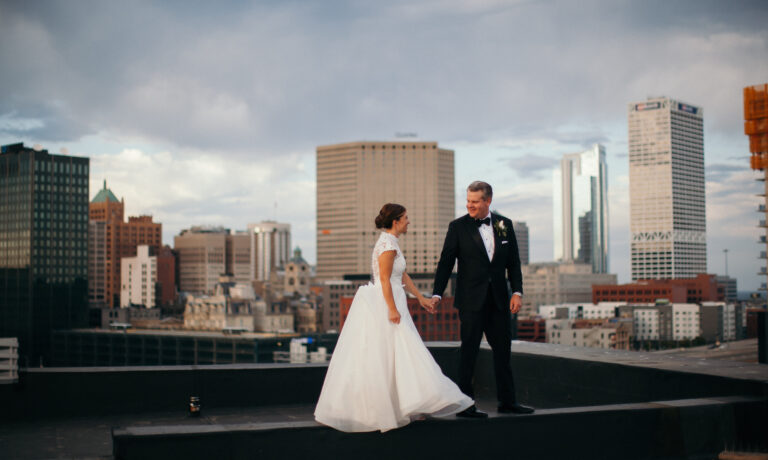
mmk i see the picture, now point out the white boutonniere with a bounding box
[494,219,509,238]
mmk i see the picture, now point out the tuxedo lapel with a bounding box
[465,215,489,260]
[490,214,502,264]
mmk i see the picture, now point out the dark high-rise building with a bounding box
[0,143,90,366]
[512,221,529,265]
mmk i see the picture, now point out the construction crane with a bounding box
[745,83,768,292]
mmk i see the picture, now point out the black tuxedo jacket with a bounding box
[433,213,523,311]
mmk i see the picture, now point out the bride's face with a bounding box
[393,212,409,235]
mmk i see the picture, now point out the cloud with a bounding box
[504,154,559,178]
[2,0,766,153]
[706,163,749,183]
[0,104,92,142]
[491,178,554,262]
[707,169,763,238]
[88,146,317,260]
[2,0,767,290]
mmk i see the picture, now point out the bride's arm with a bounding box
[403,273,435,314]
[378,251,401,324]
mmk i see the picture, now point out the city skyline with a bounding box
[1,1,767,290]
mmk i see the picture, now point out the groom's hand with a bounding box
[419,297,436,314]
[509,294,522,314]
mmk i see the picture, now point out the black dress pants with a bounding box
[457,284,516,405]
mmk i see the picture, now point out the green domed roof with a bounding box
[92,180,120,203]
[291,247,308,264]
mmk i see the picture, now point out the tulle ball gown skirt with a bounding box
[314,283,473,433]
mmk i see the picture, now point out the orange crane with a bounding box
[745,83,768,293]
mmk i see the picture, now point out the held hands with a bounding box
[419,296,437,314]
[509,293,522,314]
[389,308,401,324]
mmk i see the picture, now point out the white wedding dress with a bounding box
[314,232,473,432]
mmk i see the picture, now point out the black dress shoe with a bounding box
[456,405,488,418]
[497,403,535,414]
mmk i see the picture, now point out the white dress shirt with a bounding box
[477,212,494,261]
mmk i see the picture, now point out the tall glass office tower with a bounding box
[628,97,706,280]
[553,144,609,273]
[0,143,89,365]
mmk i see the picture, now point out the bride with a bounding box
[314,203,473,432]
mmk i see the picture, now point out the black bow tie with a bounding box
[475,217,491,227]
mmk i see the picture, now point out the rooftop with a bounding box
[1,341,766,459]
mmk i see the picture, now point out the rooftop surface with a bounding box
[652,338,759,363]
[1,340,766,459]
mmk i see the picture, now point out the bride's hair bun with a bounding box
[375,203,406,229]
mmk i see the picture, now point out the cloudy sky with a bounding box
[2,0,767,290]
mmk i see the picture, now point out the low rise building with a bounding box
[671,303,701,341]
[546,318,631,350]
[617,301,702,344]
[522,262,617,310]
[0,338,19,384]
[121,245,158,308]
[184,276,294,333]
[593,274,725,304]
[700,302,745,342]
[319,280,359,332]
[120,245,176,309]
[283,247,311,296]
[714,276,738,301]
[632,307,660,341]
[538,302,624,320]
[516,317,546,342]
[340,296,461,342]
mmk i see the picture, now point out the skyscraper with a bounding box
[0,143,89,365]
[175,227,228,295]
[628,97,706,280]
[174,223,285,294]
[316,141,454,280]
[553,144,609,273]
[512,221,530,265]
[248,221,291,281]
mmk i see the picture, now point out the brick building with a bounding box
[89,181,162,307]
[516,317,547,343]
[340,296,460,341]
[156,245,177,307]
[593,274,724,304]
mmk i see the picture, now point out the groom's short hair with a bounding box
[467,181,492,201]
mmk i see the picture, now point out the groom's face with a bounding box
[466,190,491,219]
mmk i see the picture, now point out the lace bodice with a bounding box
[371,232,406,285]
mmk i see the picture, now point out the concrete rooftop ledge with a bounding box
[111,396,767,460]
[1,341,766,459]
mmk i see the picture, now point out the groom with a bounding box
[431,181,534,417]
